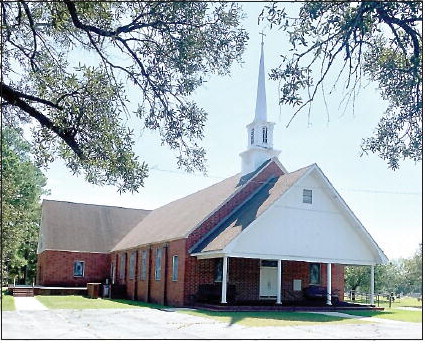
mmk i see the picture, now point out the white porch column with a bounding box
[370,265,375,305]
[276,260,282,304]
[221,256,228,304]
[326,263,332,306]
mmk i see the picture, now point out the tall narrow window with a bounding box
[309,263,321,285]
[119,253,126,280]
[129,251,136,280]
[250,128,255,144]
[172,255,179,281]
[214,259,223,282]
[155,248,162,280]
[73,261,84,277]
[262,126,268,144]
[140,250,147,281]
[303,189,313,204]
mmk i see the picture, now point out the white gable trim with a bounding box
[309,165,388,264]
[221,164,387,265]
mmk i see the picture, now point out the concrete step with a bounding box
[12,288,34,297]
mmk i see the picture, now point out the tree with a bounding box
[403,244,422,294]
[1,1,248,192]
[260,2,422,169]
[1,127,48,285]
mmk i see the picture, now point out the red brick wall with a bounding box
[228,258,260,300]
[183,257,344,305]
[164,239,186,307]
[114,239,187,307]
[37,250,110,287]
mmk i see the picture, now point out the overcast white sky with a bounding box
[42,3,422,261]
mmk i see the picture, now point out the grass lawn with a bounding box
[380,296,422,309]
[36,295,166,310]
[340,308,422,323]
[180,310,366,327]
[1,290,15,311]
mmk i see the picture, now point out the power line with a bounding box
[149,166,421,196]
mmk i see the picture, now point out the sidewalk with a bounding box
[309,311,417,324]
[13,297,48,311]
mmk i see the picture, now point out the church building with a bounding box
[37,43,388,307]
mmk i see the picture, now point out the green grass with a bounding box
[180,310,366,327]
[340,308,422,323]
[345,296,422,309]
[36,295,167,310]
[1,290,15,311]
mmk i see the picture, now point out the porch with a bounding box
[189,256,377,309]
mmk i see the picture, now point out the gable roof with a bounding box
[113,159,285,252]
[38,200,150,253]
[112,173,242,251]
[191,165,313,254]
[192,164,388,265]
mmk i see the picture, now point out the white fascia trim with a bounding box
[191,251,225,259]
[310,165,389,264]
[192,250,379,265]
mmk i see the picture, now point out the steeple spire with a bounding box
[254,37,267,122]
[239,38,281,176]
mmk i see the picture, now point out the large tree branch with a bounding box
[1,82,83,158]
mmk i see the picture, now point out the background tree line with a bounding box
[1,127,48,285]
[345,244,423,296]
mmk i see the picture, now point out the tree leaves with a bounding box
[1,1,248,192]
[1,127,48,284]
[260,2,422,168]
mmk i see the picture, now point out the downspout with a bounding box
[147,245,151,302]
[163,243,169,306]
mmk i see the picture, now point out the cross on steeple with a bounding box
[259,31,266,45]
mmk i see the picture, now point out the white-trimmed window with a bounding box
[250,128,255,144]
[73,261,85,277]
[155,248,162,280]
[129,251,136,280]
[172,255,179,281]
[303,189,313,204]
[119,253,126,280]
[262,126,268,144]
[140,250,147,281]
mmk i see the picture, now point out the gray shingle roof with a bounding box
[38,200,150,253]
[112,172,244,251]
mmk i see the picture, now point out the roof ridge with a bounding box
[42,199,151,212]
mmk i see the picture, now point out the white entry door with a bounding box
[259,261,278,298]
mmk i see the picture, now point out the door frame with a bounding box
[259,260,278,299]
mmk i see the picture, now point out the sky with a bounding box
[41,3,422,261]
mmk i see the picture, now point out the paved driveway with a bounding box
[2,307,422,339]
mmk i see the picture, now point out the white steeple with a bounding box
[239,39,281,176]
[254,41,267,122]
